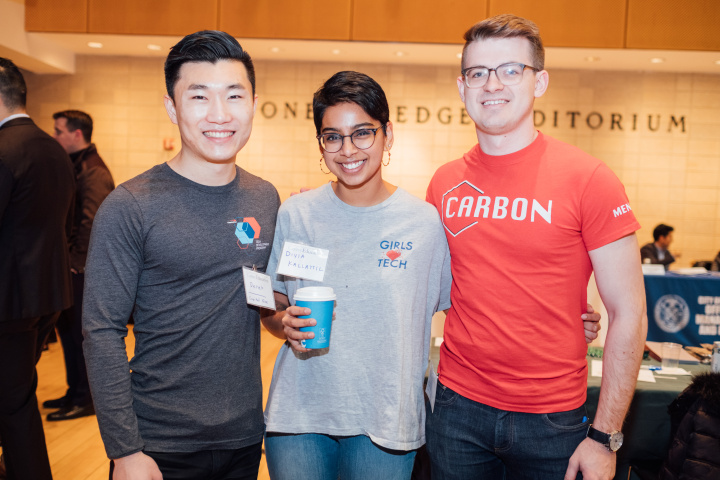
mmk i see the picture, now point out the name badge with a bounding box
[276,241,329,282]
[242,268,275,309]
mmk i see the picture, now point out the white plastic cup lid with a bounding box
[294,286,336,302]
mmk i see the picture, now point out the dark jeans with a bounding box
[0,313,59,480]
[55,272,91,406]
[109,443,262,480]
[426,381,587,480]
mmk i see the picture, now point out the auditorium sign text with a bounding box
[257,100,687,133]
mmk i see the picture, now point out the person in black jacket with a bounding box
[43,110,115,421]
[640,224,676,270]
[659,372,720,480]
[0,57,75,480]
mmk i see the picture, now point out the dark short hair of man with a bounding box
[0,57,27,110]
[164,30,255,101]
[53,109,93,143]
[312,71,390,136]
[461,14,545,72]
[653,224,674,242]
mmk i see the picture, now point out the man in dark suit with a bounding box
[641,223,676,271]
[0,57,75,480]
[42,110,114,421]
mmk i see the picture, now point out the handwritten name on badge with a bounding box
[276,241,329,282]
[242,268,275,309]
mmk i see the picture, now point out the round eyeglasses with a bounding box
[316,126,385,153]
[461,62,539,88]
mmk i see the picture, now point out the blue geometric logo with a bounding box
[227,217,261,250]
[235,221,255,245]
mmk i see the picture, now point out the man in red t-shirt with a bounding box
[425,14,647,480]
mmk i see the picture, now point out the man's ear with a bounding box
[457,75,466,103]
[164,95,178,125]
[534,70,549,98]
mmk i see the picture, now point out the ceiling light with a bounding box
[395,51,405,57]
[87,42,103,49]
[715,60,720,65]
[270,47,280,53]
[456,52,462,59]
[331,49,341,55]
[650,57,665,64]
[584,56,600,62]
[147,44,162,51]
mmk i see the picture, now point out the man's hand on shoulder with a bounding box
[564,437,615,480]
[290,187,314,196]
[583,303,602,344]
[113,451,163,480]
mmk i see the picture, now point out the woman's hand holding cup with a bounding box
[282,305,315,353]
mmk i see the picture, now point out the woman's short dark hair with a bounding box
[0,57,27,110]
[164,30,255,100]
[312,71,389,135]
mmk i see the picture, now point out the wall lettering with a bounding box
[255,99,687,134]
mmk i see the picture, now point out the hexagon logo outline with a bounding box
[442,180,485,237]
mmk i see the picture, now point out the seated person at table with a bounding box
[641,224,676,270]
[711,251,720,272]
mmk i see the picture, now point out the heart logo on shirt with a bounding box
[386,250,401,261]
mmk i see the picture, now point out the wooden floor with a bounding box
[25,325,285,480]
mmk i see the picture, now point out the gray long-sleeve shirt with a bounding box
[83,163,279,459]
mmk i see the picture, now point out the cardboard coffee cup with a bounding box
[294,287,336,349]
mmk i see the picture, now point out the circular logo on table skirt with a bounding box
[654,294,690,333]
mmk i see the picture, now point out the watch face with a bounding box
[608,431,624,452]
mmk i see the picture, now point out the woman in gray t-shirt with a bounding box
[260,71,451,480]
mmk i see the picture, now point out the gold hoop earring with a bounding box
[320,157,331,174]
[382,150,391,167]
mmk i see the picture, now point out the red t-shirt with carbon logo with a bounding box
[426,132,640,413]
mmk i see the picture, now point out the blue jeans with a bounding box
[265,433,416,480]
[425,381,588,480]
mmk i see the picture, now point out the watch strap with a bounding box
[586,425,609,446]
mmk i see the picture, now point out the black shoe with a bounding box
[46,403,95,421]
[42,396,69,409]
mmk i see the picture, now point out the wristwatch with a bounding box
[586,425,623,452]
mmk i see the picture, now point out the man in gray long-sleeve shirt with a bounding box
[82,31,279,480]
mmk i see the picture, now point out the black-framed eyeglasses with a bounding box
[316,125,385,153]
[461,62,539,88]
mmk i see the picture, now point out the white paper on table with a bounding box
[645,366,692,376]
[637,369,656,383]
[434,337,444,347]
[593,360,658,382]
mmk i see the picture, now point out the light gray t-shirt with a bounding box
[265,183,451,451]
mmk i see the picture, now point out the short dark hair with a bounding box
[461,14,545,71]
[53,110,93,143]
[312,71,389,136]
[653,224,674,241]
[164,30,255,101]
[0,57,27,110]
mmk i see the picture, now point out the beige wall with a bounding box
[24,55,720,267]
